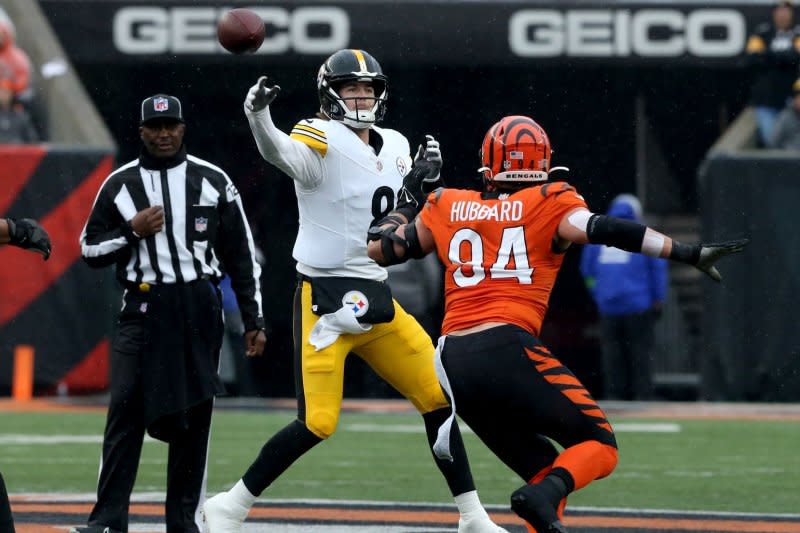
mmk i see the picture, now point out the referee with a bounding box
[72,94,266,533]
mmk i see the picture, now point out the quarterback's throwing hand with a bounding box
[695,238,749,282]
[245,76,281,113]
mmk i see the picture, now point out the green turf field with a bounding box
[1,409,797,513]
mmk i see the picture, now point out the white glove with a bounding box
[244,76,281,113]
[414,134,443,189]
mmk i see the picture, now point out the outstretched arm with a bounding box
[558,208,748,282]
[243,76,324,189]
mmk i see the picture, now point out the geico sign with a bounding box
[113,6,349,54]
[509,9,745,57]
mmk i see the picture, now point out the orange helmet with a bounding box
[479,115,553,189]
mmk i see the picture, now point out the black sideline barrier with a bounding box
[698,155,800,401]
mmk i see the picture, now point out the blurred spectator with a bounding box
[0,13,31,99]
[580,194,668,401]
[768,77,800,149]
[0,62,39,143]
[745,1,800,146]
[218,242,265,396]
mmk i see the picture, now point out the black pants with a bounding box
[88,348,213,532]
[88,282,222,533]
[599,311,656,400]
[440,325,617,482]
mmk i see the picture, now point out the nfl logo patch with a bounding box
[154,97,169,112]
[195,216,208,232]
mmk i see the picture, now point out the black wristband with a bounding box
[669,241,702,265]
[393,205,418,223]
[245,316,269,336]
[376,214,405,228]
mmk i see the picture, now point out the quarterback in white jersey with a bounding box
[203,49,507,533]
[250,111,412,279]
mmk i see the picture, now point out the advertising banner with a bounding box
[40,1,774,67]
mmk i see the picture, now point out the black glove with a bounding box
[694,239,749,282]
[414,134,443,193]
[7,218,52,260]
[397,135,443,217]
[396,159,440,218]
[244,76,281,113]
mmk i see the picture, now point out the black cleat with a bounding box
[510,484,567,533]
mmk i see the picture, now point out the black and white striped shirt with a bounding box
[80,145,265,331]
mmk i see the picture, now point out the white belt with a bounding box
[432,335,456,461]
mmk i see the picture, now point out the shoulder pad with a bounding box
[290,119,328,157]
[539,181,576,198]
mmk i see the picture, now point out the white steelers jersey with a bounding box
[246,107,412,280]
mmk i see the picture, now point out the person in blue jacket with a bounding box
[580,194,668,400]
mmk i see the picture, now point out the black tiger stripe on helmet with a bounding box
[478,115,554,190]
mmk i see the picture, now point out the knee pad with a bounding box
[305,409,339,440]
[596,442,619,479]
[553,440,619,490]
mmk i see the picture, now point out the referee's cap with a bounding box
[140,94,184,125]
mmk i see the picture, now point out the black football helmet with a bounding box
[317,49,388,129]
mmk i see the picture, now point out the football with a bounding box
[217,9,265,55]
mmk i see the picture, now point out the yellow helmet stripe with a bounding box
[352,49,368,73]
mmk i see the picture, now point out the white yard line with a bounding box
[0,434,157,444]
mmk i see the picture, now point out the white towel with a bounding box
[308,305,372,351]
[432,335,456,461]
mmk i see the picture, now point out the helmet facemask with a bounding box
[317,49,389,129]
[321,78,388,129]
